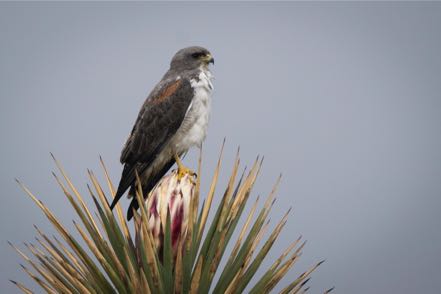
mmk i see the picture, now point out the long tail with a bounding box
[110,163,146,210]
[110,145,171,211]
[126,159,175,220]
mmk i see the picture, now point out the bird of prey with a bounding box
[109,46,214,220]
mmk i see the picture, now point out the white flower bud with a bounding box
[145,170,195,255]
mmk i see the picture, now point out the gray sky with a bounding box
[1,2,441,293]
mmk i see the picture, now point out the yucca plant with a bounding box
[10,144,330,293]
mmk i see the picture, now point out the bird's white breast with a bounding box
[172,69,213,154]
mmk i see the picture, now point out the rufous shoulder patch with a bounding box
[152,80,182,104]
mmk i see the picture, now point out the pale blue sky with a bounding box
[1,2,441,293]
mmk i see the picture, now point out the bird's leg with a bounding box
[174,153,196,182]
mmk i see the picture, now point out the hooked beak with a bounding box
[203,54,214,65]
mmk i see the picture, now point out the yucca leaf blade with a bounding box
[162,209,174,294]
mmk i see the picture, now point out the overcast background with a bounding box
[1,2,441,293]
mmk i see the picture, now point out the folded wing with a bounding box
[110,78,194,211]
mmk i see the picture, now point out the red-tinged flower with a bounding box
[145,170,195,256]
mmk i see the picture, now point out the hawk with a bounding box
[110,46,214,220]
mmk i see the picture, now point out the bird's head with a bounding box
[170,46,214,71]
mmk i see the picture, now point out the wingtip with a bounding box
[109,198,117,211]
[126,207,134,221]
[110,184,127,211]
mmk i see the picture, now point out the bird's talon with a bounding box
[177,166,195,181]
[174,153,196,182]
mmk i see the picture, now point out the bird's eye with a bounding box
[191,52,204,58]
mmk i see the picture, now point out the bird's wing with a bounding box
[110,77,194,209]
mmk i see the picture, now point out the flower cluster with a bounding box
[145,170,195,256]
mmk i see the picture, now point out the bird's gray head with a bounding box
[170,46,214,71]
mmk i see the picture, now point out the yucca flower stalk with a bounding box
[10,145,331,293]
[144,170,195,258]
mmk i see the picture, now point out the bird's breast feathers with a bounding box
[171,69,213,153]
